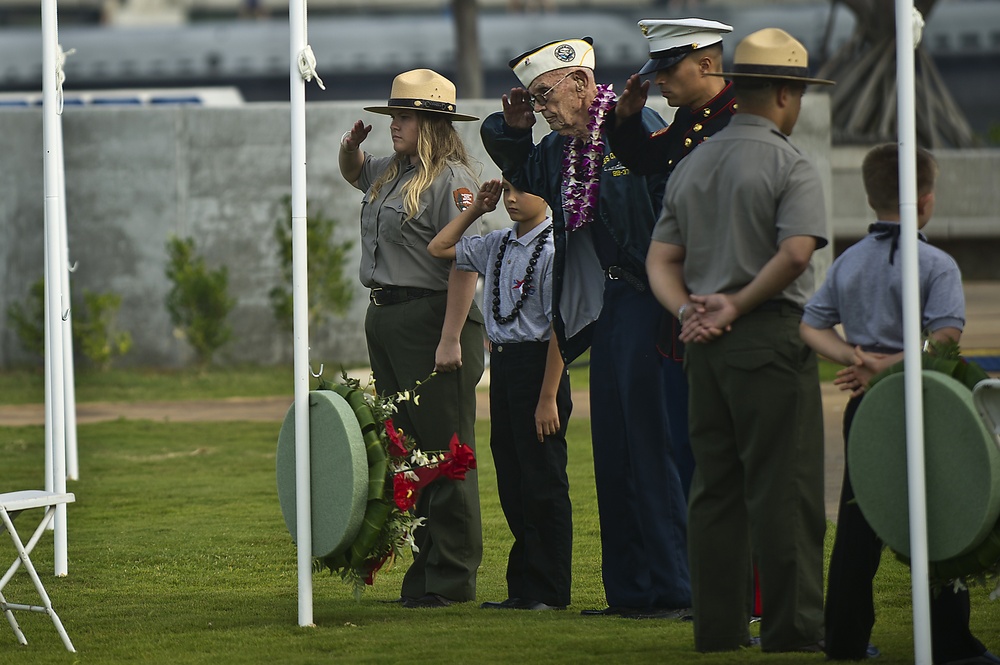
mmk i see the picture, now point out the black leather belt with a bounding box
[605,265,646,292]
[369,286,444,307]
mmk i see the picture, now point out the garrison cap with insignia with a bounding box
[637,18,732,76]
[509,37,595,88]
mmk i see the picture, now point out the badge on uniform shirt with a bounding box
[453,188,475,212]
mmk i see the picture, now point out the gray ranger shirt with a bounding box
[653,113,829,307]
[355,154,480,290]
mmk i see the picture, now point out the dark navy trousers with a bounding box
[589,280,691,609]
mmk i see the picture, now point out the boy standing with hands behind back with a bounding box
[801,143,997,664]
[429,178,573,612]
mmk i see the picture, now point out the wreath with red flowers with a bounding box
[313,372,476,597]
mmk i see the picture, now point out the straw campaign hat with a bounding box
[364,68,478,122]
[636,18,732,75]
[712,28,834,85]
[509,37,595,88]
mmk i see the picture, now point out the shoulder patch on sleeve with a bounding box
[650,127,670,138]
[453,187,475,212]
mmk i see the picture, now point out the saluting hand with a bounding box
[473,179,502,215]
[343,119,372,151]
[502,88,536,131]
[614,74,649,127]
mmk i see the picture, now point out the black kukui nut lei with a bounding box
[492,227,551,325]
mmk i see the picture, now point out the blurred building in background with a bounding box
[0,0,997,138]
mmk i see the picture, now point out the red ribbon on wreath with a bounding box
[391,434,477,511]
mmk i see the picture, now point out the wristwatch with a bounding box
[677,303,690,324]
[340,130,357,152]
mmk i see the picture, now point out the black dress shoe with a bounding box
[479,598,521,609]
[825,641,881,660]
[624,607,692,620]
[515,599,566,611]
[580,606,629,616]
[402,593,457,608]
[940,651,1000,665]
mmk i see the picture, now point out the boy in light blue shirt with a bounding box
[801,143,996,665]
[429,178,572,611]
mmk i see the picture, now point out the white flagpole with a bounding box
[895,2,932,662]
[57,93,80,483]
[42,0,70,578]
[289,0,313,627]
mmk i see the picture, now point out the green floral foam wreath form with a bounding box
[871,354,1000,581]
[315,379,392,572]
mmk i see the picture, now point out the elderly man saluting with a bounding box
[481,38,690,619]
[646,28,833,653]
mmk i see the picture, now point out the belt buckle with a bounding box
[370,288,385,307]
[606,266,620,280]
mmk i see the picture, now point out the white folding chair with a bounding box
[0,490,75,652]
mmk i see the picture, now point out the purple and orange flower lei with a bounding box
[562,84,615,231]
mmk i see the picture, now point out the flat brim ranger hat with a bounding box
[711,27,834,85]
[364,68,478,121]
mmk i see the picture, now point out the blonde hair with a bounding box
[368,113,477,220]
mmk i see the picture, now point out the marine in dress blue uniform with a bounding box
[606,18,737,499]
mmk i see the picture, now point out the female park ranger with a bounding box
[339,68,486,608]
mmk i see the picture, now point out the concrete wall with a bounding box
[1,95,836,369]
[831,146,1000,240]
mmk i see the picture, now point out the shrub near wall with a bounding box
[165,236,235,367]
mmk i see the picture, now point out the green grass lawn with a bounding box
[0,365,299,405]
[3,412,998,664]
[2,366,998,662]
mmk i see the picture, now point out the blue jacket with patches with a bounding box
[480,108,668,362]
